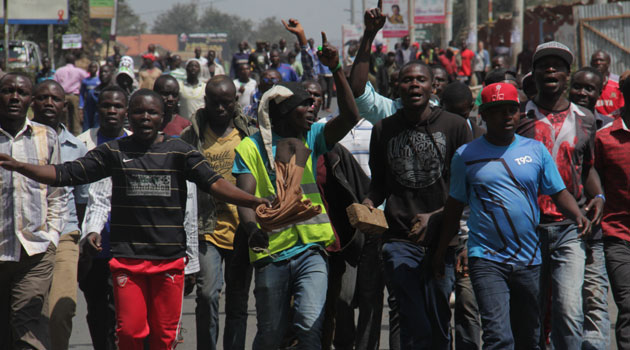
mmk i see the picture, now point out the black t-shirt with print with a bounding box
[369,107,472,242]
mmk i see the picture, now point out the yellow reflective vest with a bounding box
[235,136,336,262]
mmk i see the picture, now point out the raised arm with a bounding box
[319,32,361,147]
[349,0,386,97]
[283,18,317,81]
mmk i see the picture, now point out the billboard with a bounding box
[382,0,409,38]
[90,0,115,19]
[0,0,68,25]
[414,0,445,24]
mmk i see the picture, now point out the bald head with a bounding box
[204,75,237,126]
[205,75,236,98]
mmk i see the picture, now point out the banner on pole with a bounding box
[62,34,82,50]
[0,0,68,25]
[382,0,409,38]
[342,24,386,61]
[414,0,446,24]
[90,0,115,19]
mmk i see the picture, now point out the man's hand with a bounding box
[85,232,103,255]
[317,32,339,70]
[255,197,272,210]
[408,212,432,243]
[455,248,469,277]
[238,85,245,94]
[576,215,593,240]
[282,18,305,37]
[584,196,604,226]
[364,0,386,36]
[362,198,375,210]
[184,274,196,296]
[0,153,21,171]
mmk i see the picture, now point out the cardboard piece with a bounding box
[346,203,389,234]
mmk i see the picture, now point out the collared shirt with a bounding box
[54,63,89,95]
[595,117,630,242]
[0,120,67,261]
[58,124,89,235]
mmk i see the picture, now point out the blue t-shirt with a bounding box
[232,122,331,262]
[276,63,299,82]
[449,135,566,266]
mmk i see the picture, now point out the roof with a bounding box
[116,34,178,56]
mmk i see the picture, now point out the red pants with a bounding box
[109,257,185,350]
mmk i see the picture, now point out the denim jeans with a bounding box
[582,239,610,350]
[323,236,384,350]
[455,274,481,350]
[469,257,541,350]
[538,223,585,349]
[252,248,328,350]
[195,241,232,350]
[604,237,630,350]
[223,226,253,350]
[381,241,455,350]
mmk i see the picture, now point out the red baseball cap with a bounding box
[479,82,520,112]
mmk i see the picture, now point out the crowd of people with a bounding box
[0,2,629,350]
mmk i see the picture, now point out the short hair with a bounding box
[301,79,321,90]
[0,72,33,88]
[205,74,235,95]
[153,74,179,91]
[441,82,473,108]
[399,60,434,82]
[129,89,165,113]
[98,85,129,105]
[572,67,604,91]
[430,64,448,76]
[484,68,517,85]
[34,79,65,97]
[591,50,611,63]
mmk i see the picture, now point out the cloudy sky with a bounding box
[129,0,380,44]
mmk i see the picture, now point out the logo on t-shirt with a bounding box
[388,130,446,188]
[126,174,171,197]
[514,155,533,165]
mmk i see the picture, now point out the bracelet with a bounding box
[331,62,342,73]
[595,193,606,203]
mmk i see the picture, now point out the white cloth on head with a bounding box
[256,84,295,171]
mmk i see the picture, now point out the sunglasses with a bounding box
[262,77,280,84]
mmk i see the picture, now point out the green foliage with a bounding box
[116,0,147,35]
[152,3,199,35]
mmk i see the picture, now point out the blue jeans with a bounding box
[381,241,455,350]
[253,248,328,350]
[582,240,610,350]
[195,241,232,350]
[539,223,586,349]
[469,257,541,350]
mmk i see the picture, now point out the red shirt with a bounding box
[162,114,192,137]
[595,117,630,241]
[596,75,625,116]
[458,49,475,77]
[438,54,457,76]
[517,102,596,223]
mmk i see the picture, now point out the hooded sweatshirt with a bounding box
[369,106,471,242]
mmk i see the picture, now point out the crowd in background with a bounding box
[1,2,630,350]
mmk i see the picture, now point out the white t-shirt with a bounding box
[233,78,257,109]
[179,80,205,120]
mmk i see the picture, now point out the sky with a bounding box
[129,0,380,45]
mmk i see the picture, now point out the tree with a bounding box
[116,0,147,36]
[197,7,253,59]
[151,3,199,35]
[255,17,293,46]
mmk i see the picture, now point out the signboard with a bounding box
[382,0,409,38]
[414,25,431,41]
[90,0,115,19]
[342,24,386,61]
[0,0,68,24]
[414,0,445,24]
[62,34,82,50]
[181,33,229,60]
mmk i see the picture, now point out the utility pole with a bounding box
[362,0,368,14]
[47,24,54,68]
[409,0,415,44]
[3,0,8,71]
[468,0,478,49]
[443,0,453,46]
[511,0,523,67]
[351,0,355,24]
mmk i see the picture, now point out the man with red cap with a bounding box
[139,53,162,90]
[433,82,590,349]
